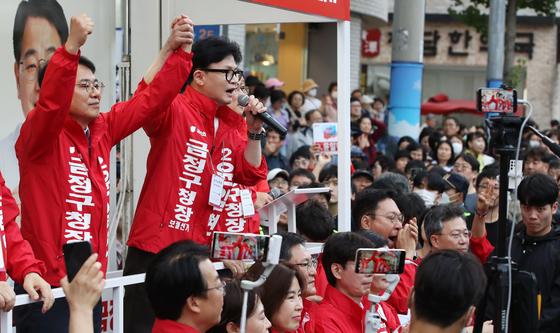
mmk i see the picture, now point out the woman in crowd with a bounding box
[248,263,305,333]
[465,132,495,170]
[208,280,272,333]
[355,115,387,166]
[433,140,455,172]
[286,91,307,131]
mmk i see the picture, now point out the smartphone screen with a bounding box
[211,232,270,261]
[63,241,92,282]
[477,88,517,113]
[354,248,406,274]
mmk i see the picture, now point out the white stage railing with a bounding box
[0,245,322,332]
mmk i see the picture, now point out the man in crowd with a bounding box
[267,168,289,194]
[352,189,418,314]
[16,13,194,332]
[146,241,224,333]
[524,146,552,176]
[264,127,290,171]
[442,172,469,208]
[408,250,487,333]
[289,168,316,190]
[125,36,268,332]
[423,205,471,253]
[315,232,374,333]
[1,0,67,193]
[470,173,560,332]
[351,169,374,194]
[443,116,461,138]
[452,154,480,212]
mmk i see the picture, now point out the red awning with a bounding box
[421,93,481,116]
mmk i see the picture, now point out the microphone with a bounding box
[527,125,560,158]
[238,95,288,136]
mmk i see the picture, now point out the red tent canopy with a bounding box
[421,93,481,116]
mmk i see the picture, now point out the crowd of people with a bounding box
[0,1,559,333]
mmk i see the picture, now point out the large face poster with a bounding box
[0,0,116,192]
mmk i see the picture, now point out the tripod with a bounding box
[365,274,400,333]
[473,116,538,333]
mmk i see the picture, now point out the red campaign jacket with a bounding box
[129,86,268,252]
[0,172,45,284]
[469,235,495,264]
[315,253,328,298]
[152,319,200,333]
[297,298,318,333]
[315,285,367,333]
[16,47,191,286]
[387,260,417,314]
[207,108,265,237]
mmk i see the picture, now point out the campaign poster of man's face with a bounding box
[12,0,68,116]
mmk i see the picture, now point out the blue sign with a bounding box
[194,25,221,42]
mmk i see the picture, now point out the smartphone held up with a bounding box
[355,248,406,275]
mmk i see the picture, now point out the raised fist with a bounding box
[65,14,95,54]
[167,15,194,53]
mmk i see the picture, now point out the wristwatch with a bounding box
[247,129,266,140]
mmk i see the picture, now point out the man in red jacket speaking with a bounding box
[15,13,194,333]
[124,36,268,332]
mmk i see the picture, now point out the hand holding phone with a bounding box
[63,241,92,282]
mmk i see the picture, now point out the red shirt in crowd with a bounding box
[387,259,417,314]
[128,85,268,252]
[151,319,200,333]
[315,284,367,333]
[0,172,45,283]
[16,46,191,285]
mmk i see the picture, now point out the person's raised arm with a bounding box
[17,15,93,161]
[143,15,193,85]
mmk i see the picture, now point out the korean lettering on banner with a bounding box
[387,29,534,59]
[64,147,94,243]
[207,148,247,235]
[101,299,113,332]
[169,138,208,232]
[98,157,110,258]
[312,122,338,154]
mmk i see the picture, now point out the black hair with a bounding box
[434,140,455,166]
[289,168,316,184]
[270,89,286,105]
[38,55,96,88]
[352,189,398,231]
[188,37,242,84]
[287,90,305,107]
[523,147,552,163]
[395,192,427,222]
[322,232,374,286]
[245,75,260,87]
[428,131,443,152]
[328,82,337,94]
[289,146,312,167]
[517,173,559,206]
[304,109,322,122]
[375,154,396,173]
[373,97,385,106]
[13,0,68,62]
[350,96,360,104]
[466,132,485,144]
[419,127,435,143]
[443,116,459,127]
[371,172,410,194]
[454,154,480,173]
[253,83,270,101]
[413,250,487,327]
[395,149,411,161]
[318,164,338,183]
[423,204,466,246]
[549,158,560,170]
[475,166,499,188]
[406,141,423,153]
[207,280,258,333]
[145,240,209,320]
[397,136,417,148]
[356,230,388,247]
[276,232,305,261]
[296,200,335,242]
[405,160,426,175]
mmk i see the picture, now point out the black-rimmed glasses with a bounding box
[201,68,243,83]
